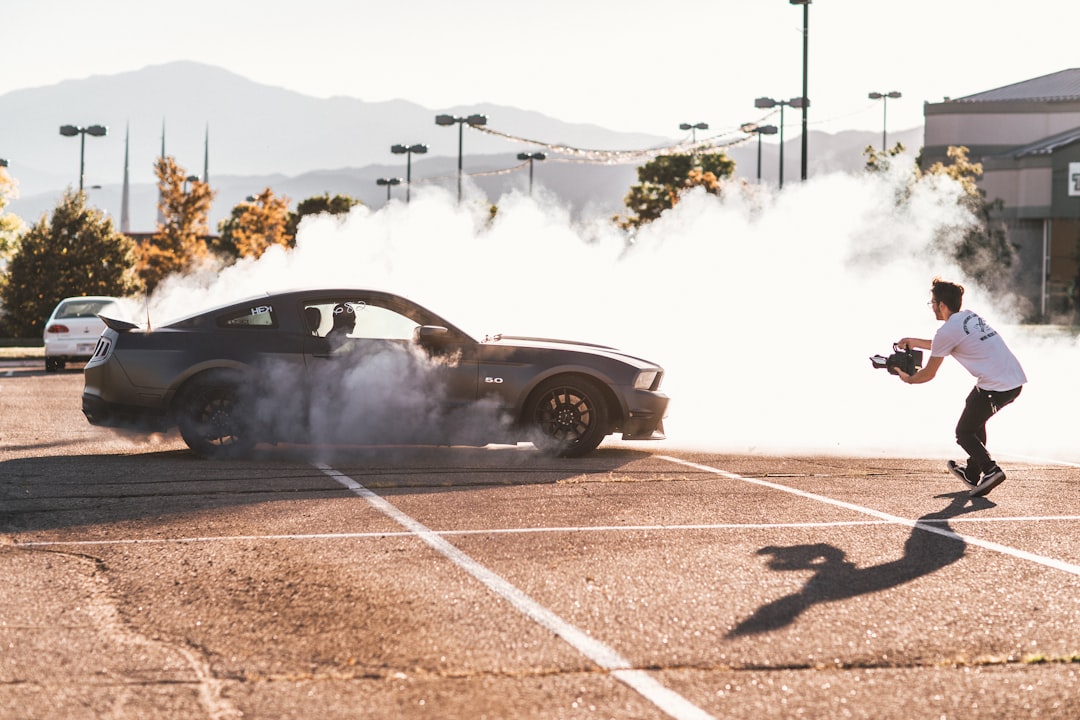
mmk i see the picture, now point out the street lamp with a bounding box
[741,124,778,182]
[390,143,428,203]
[790,0,811,181]
[679,122,709,144]
[435,113,487,202]
[869,91,902,151]
[376,177,402,202]
[516,152,546,196]
[754,97,807,188]
[59,124,108,192]
[183,174,199,193]
[0,158,8,169]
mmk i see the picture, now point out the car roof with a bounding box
[159,288,447,329]
[56,295,122,304]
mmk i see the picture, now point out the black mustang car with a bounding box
[82,289,669,458]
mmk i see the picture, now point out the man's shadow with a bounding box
[728,492,988,637]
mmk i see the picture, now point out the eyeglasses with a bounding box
[927,300,937,307]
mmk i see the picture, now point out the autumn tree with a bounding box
[287,192,363,238]
[867,145,1015,290]
[619,152,735,229]
[136,156,215,292]
[0,163,25,271]
[213,187,292,260]
[923,146,1014,288]
[0,190,141,337]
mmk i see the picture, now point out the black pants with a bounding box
[955,385,1022,475]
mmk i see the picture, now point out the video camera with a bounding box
[870,344,923,376]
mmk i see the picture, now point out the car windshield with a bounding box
[57,299,117,319]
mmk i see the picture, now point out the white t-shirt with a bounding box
[931,309,1027,391]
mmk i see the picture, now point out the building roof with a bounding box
[1006,125,1080,158]
[953,68,1080,103]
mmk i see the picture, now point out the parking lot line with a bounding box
[315,462,716,720]
[657,455,1080,578]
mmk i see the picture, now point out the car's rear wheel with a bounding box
[526,375,609,457]
[175,372,255,458]
[45,357,64,372]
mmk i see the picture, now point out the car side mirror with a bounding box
[414,325,450,345]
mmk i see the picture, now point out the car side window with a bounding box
[219,304,277,328]
[304,300,417,340]
[349,303,417,340]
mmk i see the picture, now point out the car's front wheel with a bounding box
[526,375,609,457]
[175,371,255,458]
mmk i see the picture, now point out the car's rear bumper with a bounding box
[82,392,171,432]
[44,338,101,360]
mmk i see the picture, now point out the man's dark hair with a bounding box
[931,276,964,313]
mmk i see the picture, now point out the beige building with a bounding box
[921,68,1080,321]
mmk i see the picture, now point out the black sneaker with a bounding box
[947,460,979,490]
[970,466,1006,498]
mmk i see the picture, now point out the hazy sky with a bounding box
[5,0,1077,139]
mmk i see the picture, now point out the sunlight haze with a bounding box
[5,0,1077,137]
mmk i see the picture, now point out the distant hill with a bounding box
[0,61,924,229]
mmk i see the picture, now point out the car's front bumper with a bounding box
[618,390,669,440]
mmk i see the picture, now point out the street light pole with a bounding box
[754,98,806,189]
[516,152,546,195]
[678,122,709,145]
[741,124,778,182]
[868,91,902,150]
[435,113,487,203]
[679,122,709,165]
[790,0,811,181]
[391,143,428,203]
[59,124,108,192]
[376,177,402,203]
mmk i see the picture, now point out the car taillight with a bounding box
[87,337,112,364]
[46,324,70,334]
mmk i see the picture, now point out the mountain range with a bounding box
[0,62,924,230]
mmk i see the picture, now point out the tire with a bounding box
[526,375,609,458]
[45,357,64,372]
[175,372,255,458]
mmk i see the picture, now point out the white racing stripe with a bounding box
[658,455,1080,577]
[315,463,715,720]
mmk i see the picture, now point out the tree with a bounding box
[136,157,215,292]
[213,187,293,261]
[923,147,1015,289]
[863,142,907,172]
[619,153,735,229]
[0,164,26,270]
[287,192,362,238]
[0,190,141,337]
[863,145,1015,291]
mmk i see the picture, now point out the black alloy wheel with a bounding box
[528,375,609,458]
[176,372,255,458]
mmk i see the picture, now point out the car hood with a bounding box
[481,333,659,368]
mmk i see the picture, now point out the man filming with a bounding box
[895,277,1027,498]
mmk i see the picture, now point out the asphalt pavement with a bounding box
[2,371,1079,719]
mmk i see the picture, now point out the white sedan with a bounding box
[43,296,126,372]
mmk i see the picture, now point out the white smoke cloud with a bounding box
[141,161,1077,464]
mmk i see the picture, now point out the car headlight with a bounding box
[633,370,660,391]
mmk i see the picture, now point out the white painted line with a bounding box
[315,462,715,720]
[657,455,1080,577]
[21,515,1080,549]
[17,520,897,547]
[1000,452,1080,468]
